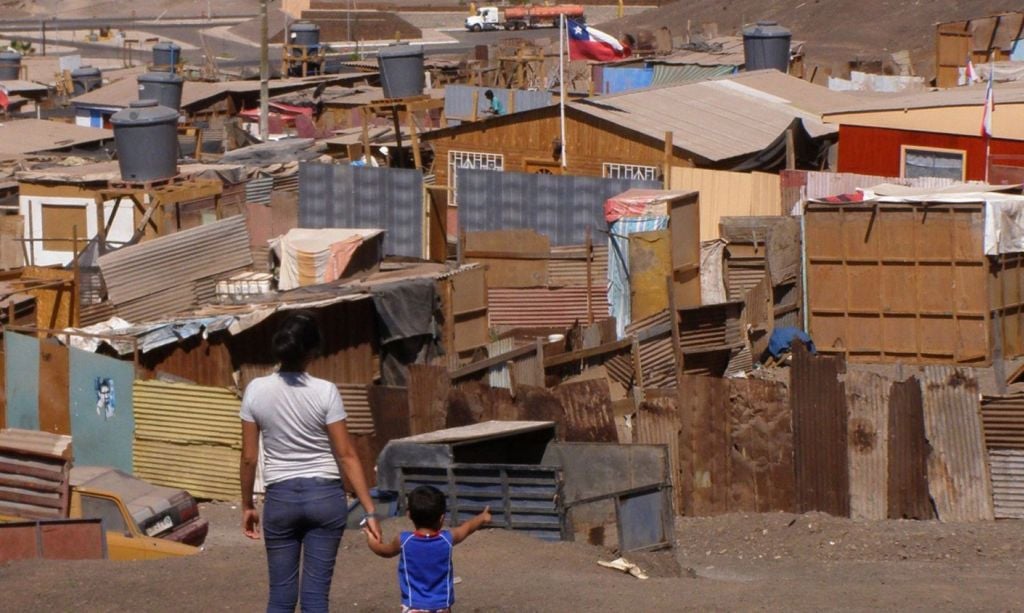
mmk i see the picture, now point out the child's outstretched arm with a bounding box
[451,506,492,544]
[364,527,401,558]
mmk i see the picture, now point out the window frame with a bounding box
[448,150,505,205]
[899,145,967,181]
[602,162,660,181]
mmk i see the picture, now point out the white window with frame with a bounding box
[901,146,966,181]
[448,150,504,205]
[602,162,660,181]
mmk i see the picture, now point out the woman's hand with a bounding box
[242,508,261,539]
[363,516,382,542]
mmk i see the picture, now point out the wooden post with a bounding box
[585,226,593,324]
[360,106,371,163]
[663,131,673,189]
[471,90,479,122]
[390,106,404,166]
[668,274,685,387]
[785,127,796,170]
[407,109,422,170]
[71,225,79,326]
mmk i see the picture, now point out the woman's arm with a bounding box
[240,419,261,539]
[327,419,381,540]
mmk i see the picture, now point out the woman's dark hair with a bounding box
[273,311,322,371]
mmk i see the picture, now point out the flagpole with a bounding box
[559,14,567,168]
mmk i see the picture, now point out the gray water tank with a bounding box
[71,66,103,96]
[152,41,181,71]
[742,21,792,73]
[322,56,343,74]
[111,100,179,182]
[0,51,21,80]
[289,22,320,54]
[138,71,184,110]
[378,44,425,99]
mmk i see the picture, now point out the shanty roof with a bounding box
[824,79,1024,115]
[71,74,370,111]
[650,36,805,68]
[0,80,49,96]
[0,119,112,156]
[570,70,845,162]
[16,161,244,185]
[391,420,556,445]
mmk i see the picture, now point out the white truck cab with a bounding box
[465,6,500,31]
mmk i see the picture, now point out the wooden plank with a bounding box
[368,386,411,443]
[887,377,934,520]
[669,192,702,308]
[37,342,70,436]
[464,229,549,288]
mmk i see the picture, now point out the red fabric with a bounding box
[0,87,8,111]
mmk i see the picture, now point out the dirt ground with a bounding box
[2,502,1023,611]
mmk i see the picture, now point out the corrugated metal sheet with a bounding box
[245,175,275,205]
[443,85,552,120]
[548,245,609,287]
[726,261,767,301]
[845,370,889,521]
[488,286,610,329]
[458,169,659,246]
[553,379,618,443]
[677,301,742,351]
[887,377,934,519]
[299,162,424,258]
[919,366,994,522]
[598,66,654,94]
[628,310,675,389]
[650,63,735,86]
[636,390,682,512]
[791,342,849,516]
[981,394,1024,449]
[989,449,1024,519]
[98,216,253,322]
[133,380,241,501]
[793,169,959,203]
[339,383,373,435]
[0,429,71,520]
[273,173,300,193]
[572,71,841,164]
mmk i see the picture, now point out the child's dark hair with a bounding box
[407,485,446,529]
[272,311,322,371]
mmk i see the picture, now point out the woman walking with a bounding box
[240,311,381,612]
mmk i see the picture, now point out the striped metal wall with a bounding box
[980,394,1024,519]
[339,383,373,435]
[488,286,610,329]
[133,380,242,501]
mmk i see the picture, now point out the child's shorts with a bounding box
[401,607,451,613]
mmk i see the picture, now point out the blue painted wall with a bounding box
[68,347,134,471]
[600,66,654,94]
[5,332,39,430]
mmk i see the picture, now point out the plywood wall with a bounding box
[668,167,782,241]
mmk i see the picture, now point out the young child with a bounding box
[364,485,492,613]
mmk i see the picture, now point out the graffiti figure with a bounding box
[95,377,116,419]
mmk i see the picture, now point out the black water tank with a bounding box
[378,43,425,99]
[742,21,792,73]
[0,51,21,80]
[71,66,103,96]
[111,100,179,182]
[138,72,184,111]
[289,22,320,54]
[152,41,181,71]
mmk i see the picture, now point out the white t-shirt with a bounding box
[240,372,347,486]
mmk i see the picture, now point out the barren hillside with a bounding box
[604,0,1024,79]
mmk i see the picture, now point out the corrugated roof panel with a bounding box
[245,175,275,205]
[339,383,373,435]
[845,370,890,520]
[444,85,553,120]
[650,64,735,86]
[920,366,995,521]
[990,449,1024,519]
[98,216,253,322]
[488,286,610,329]
[981,394,1024,449]
[548,245,609,287]
[133,380,242,501]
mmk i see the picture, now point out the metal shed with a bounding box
[376,421,673,551]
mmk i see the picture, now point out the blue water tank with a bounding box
[742,21,792,73]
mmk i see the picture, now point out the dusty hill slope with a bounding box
[604,0,1024,79]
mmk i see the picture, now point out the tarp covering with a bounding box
[604,189,693,223]
[700,239,728,305]
[274,228,383,291]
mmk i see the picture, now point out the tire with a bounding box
[471,24,482,32]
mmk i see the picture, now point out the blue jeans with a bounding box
[263,477,348,613]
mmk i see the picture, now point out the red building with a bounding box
[824,81,1024,184]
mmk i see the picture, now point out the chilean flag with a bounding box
[981,71,994,137]
[567,18,631,62]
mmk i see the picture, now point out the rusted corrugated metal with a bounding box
[791,342,849,516]
[845,370,889,520]
[548,245,609,288]
[339,383,373,435]
[553,379,618,443]
[677,301,742,351]
[488,286,609,329]
[886,377,934,519]
[989,450,1024,519]
[636,389,681,512]
[133,380,241,501]
[981,394,1024,449]
[919,366,994,522]
[628,311,676,389]
[245,175,274,205]
[0,429,71,520]
[725,260,766,301]
[99,216,253,322]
